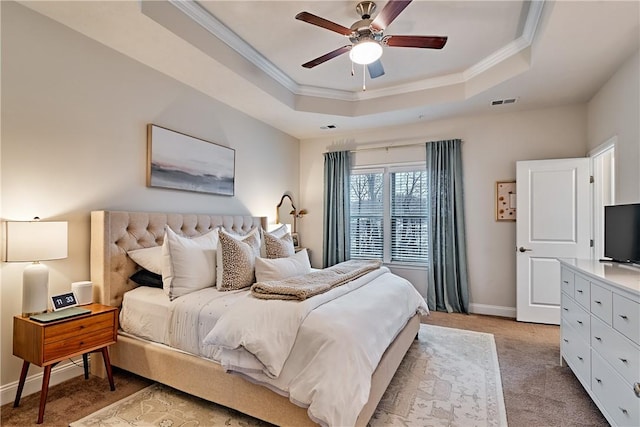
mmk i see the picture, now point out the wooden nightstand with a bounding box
[13,303,118,424]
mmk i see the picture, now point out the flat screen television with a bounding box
[604,203,640,264]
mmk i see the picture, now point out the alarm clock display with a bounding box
[50,292,79,311]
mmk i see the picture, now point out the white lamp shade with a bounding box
[349,41,383,65]
[4,220,68,316]
[4,221,68,261]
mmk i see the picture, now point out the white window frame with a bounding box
[350,162,427,266]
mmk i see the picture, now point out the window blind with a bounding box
[349,172,384,260]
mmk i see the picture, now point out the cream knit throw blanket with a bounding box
[251,259,382,300]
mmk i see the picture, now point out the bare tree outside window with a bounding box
[349,168,428,263]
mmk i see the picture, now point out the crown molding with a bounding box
[170,0,299,93]
[171,0,545,102]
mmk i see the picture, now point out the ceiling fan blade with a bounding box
[302,45,351,68]
[367,60,385,79]
[295,12,352,36]
[371,0,412,31]
[386,35,448,49]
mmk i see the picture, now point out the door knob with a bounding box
[518,246,532,253]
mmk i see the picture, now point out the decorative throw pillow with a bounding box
[161,227,219,300]
[263,232,295,259]
[128,246,163,275]
[255,249,311,282]
[216,228,261,291]
[129,269,163,288]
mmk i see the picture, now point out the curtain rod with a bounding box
[325,139,463,154]
[324,139,427,154]
[349,141,427,153]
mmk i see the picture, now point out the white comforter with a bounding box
[137,266,427,427]
[203,266,428,426]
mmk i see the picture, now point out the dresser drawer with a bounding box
[561,320,591,387]
[590,283,612,325]
[574,274,591,309]
[561,293,590,343]
[561,267,575,297]
[592,350,640,427]
[591,315,640,387]
[613,294,640,345]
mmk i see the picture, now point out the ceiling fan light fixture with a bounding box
[349,40,382,65]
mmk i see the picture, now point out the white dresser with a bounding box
[559,259,640,426]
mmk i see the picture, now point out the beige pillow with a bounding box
[216,228,261,291]
[255,249,311,282]
[161,227,219,300]
[264,231,295,259]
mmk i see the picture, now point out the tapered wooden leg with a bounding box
[13,361,30,407]
[37,365,53,424]
[101,347,115,391]
[82,354,89,379]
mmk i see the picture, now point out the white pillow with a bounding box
[216,228,261,291]
[269,224,289,238]
[161,227,219,300]
[255,249,311,282]
[127,246,162,275]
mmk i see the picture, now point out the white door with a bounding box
[516,158,591,324]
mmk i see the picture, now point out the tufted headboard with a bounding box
[90,210,267,307]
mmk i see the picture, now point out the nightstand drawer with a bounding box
[43,328,115,362]
[44,312,115,345]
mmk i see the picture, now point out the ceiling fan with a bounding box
[295,0,448,80]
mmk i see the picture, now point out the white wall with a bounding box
[0,2,299,398]
[587,49,640,204]
[299,105,588,317]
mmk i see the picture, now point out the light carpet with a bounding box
[70,324,507,427]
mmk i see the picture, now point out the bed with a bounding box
[90,210,425,426]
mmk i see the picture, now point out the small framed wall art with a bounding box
[496,181,516,221]
[147,124,235,196]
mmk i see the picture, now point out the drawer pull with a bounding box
[619,408,628,415]
[594,336,602,341]
[577,320,583,325]
[577,290,583,294]
[562,280,569,284]
[563,338,569,343]
[619,314,628,320]
[563,308,569,311]
[634,382,640,398]
[619,358,628,364]
[595,378,602,384]
[594,300,601,304]
[577,356,583,361]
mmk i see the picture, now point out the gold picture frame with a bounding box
[496,181,516,221]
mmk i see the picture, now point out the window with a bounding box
[349,165,428,264]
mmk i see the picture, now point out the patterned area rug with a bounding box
[70,324,507,427]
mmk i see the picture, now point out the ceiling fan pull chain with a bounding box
[363,64,367,91]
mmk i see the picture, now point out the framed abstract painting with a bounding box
[147,124,235,196]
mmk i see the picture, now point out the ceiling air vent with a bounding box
[491,98,518,106]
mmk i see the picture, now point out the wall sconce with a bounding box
[290,208,308,219]
[3,218,68,317]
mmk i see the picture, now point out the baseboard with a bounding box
[469,303,516,318]
[0,360,84,406]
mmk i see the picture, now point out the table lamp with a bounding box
[3,218,68,316]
